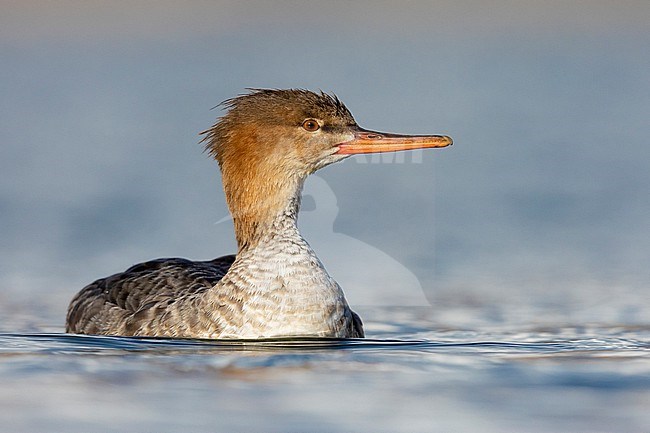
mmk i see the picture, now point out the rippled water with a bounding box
[1,307,648,433]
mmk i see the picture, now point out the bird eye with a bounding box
[302,119,320,132]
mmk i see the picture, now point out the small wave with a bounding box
[1,332,647,357]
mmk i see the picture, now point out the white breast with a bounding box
[200,219,352,339]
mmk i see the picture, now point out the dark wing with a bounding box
[350,310,365,338]
[66,255,236,335]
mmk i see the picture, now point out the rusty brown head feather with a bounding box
[201,88,356,165]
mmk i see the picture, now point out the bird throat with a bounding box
[222,164,305,252]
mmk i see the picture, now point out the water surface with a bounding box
[1,307,648,433]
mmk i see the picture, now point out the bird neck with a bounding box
[222,166,305,252]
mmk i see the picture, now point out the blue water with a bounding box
[2,3,650,432]
[1,307,648,433]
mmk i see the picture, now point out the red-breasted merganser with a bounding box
[66,89,452,339]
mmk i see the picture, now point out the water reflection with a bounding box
[1,309,648,433]
[1,326,647,357]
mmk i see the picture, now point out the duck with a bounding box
[65,89,452,339]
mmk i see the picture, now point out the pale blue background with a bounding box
[1,0,649,325]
